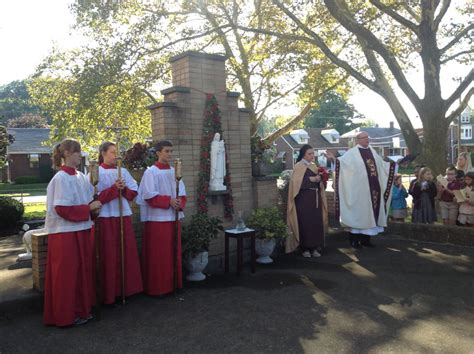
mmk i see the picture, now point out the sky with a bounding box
[0,1,471,130]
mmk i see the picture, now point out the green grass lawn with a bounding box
[0,183,47,197]
[23,203,47,220]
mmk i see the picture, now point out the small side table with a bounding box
[224,228,256,275]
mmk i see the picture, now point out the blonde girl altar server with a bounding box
[137,141,187,296]
[43,139,102,327]
[95,142,143,304]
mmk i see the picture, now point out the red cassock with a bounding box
[95,185,143,304]
[43,205,95,326]
[142,195,186,296]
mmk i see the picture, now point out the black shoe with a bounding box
[361,240,375,248]
[351,240,361,249]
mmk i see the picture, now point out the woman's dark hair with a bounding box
[456,170,465,179]
[466,171,474,180]
[154,140,173,152]
[296,144,313,163]
[98,141,116,164]
[52,139,81,170]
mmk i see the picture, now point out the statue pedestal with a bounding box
[208,190,230,204]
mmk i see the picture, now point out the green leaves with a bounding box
[182,213,223,257]
[246,207,287,240]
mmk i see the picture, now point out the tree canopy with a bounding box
[0,80,41,123]
[29,0,349,150]
[239,0,473,173]
[304,91,363,134]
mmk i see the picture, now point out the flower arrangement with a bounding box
[196,94,234,219]
[122,142,156,170]
[251,135,271,162]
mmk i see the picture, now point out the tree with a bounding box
[0,126,14,168]
[38,0,348,148]
[0,80,41,123]
[7,114,49,128]
[304,91,363,134]
[28,74,152,153]
[240,0,473,173]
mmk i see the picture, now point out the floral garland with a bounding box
[196,94,234,219]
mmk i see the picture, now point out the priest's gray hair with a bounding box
[356,131,370,139]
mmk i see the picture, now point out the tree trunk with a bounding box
[418,114,449,175]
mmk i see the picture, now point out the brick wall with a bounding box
[8,153,51,181]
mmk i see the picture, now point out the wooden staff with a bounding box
[117,154,126,305]
[173,158,182,294]
[106,125,128,305]
[89,160,102,320]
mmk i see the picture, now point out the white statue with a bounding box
[209,132,227,191]
[17,224,45,261]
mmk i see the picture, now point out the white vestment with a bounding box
[136,165,186,222]
[336,145,396,236]
[92,166,138,217]
[44,170,94,234]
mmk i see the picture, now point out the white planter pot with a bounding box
[185,251,208,281]
[255,238,276,264]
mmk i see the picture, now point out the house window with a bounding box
[461,114,470,123]
[461,126,473,140]
[29,154,39,169]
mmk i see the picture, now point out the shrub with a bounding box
[0,196,24,226]
[15,175,41,184]
[182,213,223,257]
[247,207,287,240]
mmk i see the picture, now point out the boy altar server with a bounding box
[137,141,186,296]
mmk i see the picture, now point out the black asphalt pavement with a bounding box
[1,233,473,353]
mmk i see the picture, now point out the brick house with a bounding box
[274,128,350,170]
[448,106,473,164]
[341,122,424,159]
[6,128,54,182]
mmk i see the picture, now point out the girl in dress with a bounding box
[411,167,437,224]
[457,172,474,227]
[390,174,408,222]
[43,139,102,327]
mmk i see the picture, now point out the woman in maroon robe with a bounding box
[287,145,329,257]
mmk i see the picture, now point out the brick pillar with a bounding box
[149,51,255,260]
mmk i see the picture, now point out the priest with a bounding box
[136,141,187,296]
[327,131,396,248]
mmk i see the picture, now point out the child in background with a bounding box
[456,169,465,186]
[437,166,461,225]
[457,172,474,227]
[390,174,408,222]
[409,164,425,221]
[411,167,437,224]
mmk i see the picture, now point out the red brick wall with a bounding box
[8,153,51,181]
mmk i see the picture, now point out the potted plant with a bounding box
[122,142,156,182]
[247,207,287,264]
[182,213,223,281]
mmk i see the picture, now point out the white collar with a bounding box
[302,159,311,166]
[357,144,370,150]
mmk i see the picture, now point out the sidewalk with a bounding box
[0,235,38,303]
[1,232,473,353]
